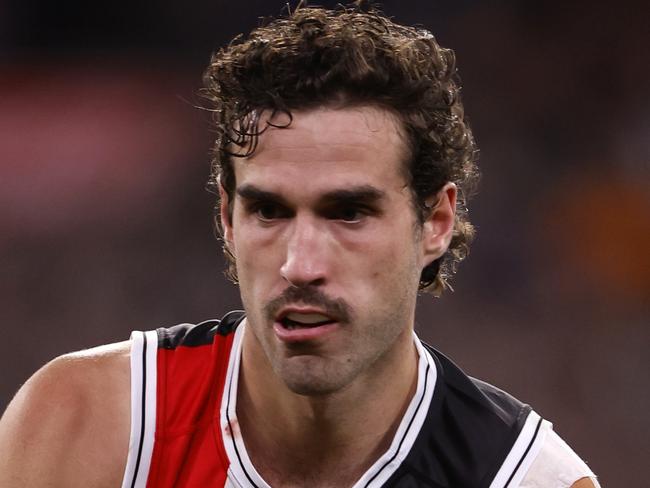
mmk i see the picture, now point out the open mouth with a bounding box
[279,312,336,330]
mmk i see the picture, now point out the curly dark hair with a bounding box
[201,3,479,296]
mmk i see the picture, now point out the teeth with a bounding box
[285,312,330,324]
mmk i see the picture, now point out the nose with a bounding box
[280,215,329,288]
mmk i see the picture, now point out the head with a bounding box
[201,4,479,395]
[202,4,479,297]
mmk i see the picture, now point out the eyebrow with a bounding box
[235,184,386,206]
[236,185,287,203]
[318,186,386,204]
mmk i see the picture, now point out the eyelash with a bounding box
[246,202,376,224]
[325,205,371,222]
[248,202,290,221]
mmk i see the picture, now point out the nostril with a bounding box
[309,277,326,287]
[281,273,325,289]
[282,275,300,288]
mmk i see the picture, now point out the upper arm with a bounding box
[571,477,600,488]
[0,356,89,486]
[0,343,131,488]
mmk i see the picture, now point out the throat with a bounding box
[236,386,409,488]
[238,412,390,488]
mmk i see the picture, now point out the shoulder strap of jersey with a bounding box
[384,342,544,488]
[120,311,245,488]
[121,329,158,488]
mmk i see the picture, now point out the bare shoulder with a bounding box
[0,341,132,488]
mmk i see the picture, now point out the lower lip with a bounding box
[273,321,339,343]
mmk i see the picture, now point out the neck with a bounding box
[236,324,418,487]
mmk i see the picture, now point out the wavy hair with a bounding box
[201,4,479,296]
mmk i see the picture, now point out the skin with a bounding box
[0,105,600,488]
[222,105,456,486]
[0,341,130,487]
[224,106,453,395]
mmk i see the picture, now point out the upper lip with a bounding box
[276,306,337,323]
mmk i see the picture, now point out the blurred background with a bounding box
[1,0,647,484]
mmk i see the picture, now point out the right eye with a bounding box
[251,203,289,222]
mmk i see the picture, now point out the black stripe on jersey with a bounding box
[226,350,260,488]
[363,361,431,487]
[158,321,220,349]
[217,310,247,336]
[158,312,245,349]
[504,416,543,487]
[130,332,147,488]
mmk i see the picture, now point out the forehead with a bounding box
[233,105,410,190]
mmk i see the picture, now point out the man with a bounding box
[0,5,599,487]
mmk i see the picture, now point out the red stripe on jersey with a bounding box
[146,332,235,487]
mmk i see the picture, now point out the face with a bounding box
[222,105,454,395]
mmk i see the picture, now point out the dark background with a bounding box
[1,1,648,485]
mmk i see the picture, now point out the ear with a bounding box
[219,180,234,248]
[421,182,457,266]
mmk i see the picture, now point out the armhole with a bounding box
[121,330,159,488]
[489,410,551,488]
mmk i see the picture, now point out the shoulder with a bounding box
[0,341,132,488]
[520,428,600,488]
[424,343,531,431]
[417,343,600,488]
[399,343,534,485]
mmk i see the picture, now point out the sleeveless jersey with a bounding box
[120,311,553,488]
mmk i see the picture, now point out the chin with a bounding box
[285,381,340,397]
[278,358,353,396]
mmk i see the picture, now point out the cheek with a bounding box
[369,234,422,288]
[235,244,270,281]
[232,228,284,289]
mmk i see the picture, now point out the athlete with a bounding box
[0,5,600,488]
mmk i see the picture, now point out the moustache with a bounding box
[264,286,352,324]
